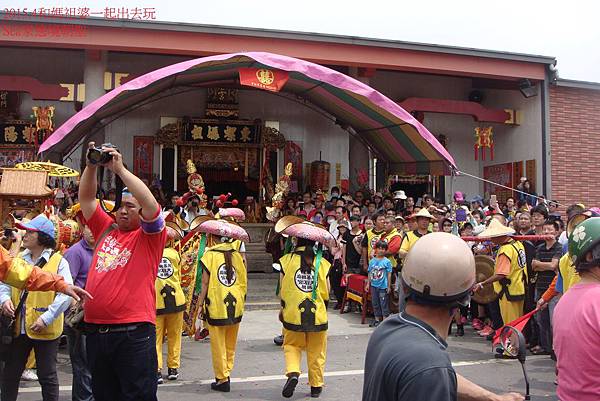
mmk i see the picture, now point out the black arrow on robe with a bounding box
[299,298,316,329]
[161,284,177,311]
[224,292,237,321]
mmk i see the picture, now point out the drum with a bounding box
[472,255,498,304]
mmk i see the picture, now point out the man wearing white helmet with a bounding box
[363,233,523,401]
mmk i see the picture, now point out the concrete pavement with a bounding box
[17,309,558,400]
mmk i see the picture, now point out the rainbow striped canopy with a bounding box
[40,52,456,174]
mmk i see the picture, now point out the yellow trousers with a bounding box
[207,323,240,380]
[156,311,184,370]
[283,329,327,387]
[499,297,524,325]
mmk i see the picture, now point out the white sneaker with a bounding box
[21,369,38,381]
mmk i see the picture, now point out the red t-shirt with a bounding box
[84,204,167,324]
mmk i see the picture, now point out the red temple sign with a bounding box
[239,68,289,92]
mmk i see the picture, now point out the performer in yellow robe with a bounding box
[474,219,528,324]
[155,216,187,384]
[195,219,248,393]
[278,221,335,399]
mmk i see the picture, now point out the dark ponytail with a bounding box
[296,238,316,274]
[223,250,235,283]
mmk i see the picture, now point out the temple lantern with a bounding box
[474,126,494,161]
[310,160,330,193]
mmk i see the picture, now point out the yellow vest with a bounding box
[156,247,186,314]
[365,229,384,259]
[493,241,528,301]
[279,248,331,332]
[230,239,242,252]
[559,253,580,293]
[400,230,427,255]
[11,252,64,340]
[380,228,402,268]
[201,242,247,326]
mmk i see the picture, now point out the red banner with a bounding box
[239,68,289,92]
[483,162,513,203]
[133,136,154,183]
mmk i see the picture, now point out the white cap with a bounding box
[402,232,476,305]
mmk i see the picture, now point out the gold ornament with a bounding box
[15,161,79,177]
[186,159,197,174]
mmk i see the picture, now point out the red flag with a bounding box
[492,309,538,346]
[239,68,289,92]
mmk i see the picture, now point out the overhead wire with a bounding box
[454,168,564,207]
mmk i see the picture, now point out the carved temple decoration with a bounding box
[261,126,286,150]
[155,122,182,148]
[206,87,239,119]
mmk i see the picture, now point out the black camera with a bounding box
[87,143,118,165]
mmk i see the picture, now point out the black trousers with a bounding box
[86,323,157,401]
[65,326,94,401]
[0,335,59,401]
[523,283,539,346]
[329,260,345,303]
[486,300,504,330]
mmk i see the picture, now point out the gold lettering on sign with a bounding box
[191,125,203,140]
[207,126,220,141]
[4,126,17,142]
[240,126,251,142]
[224,126,237,142]
[23,126,36,143]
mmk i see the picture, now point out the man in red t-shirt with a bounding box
[79,142,166,401]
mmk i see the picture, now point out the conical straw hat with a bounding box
[478,218,515,238]
[409,208,435,220]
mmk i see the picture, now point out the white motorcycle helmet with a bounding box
[402,232,476,306]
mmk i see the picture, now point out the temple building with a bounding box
[3,12,590,208]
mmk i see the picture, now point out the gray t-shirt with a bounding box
[362,312,457,401]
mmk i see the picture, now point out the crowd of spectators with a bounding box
[267,183,571,351]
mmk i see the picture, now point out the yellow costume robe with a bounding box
[493,240,527,324]
[201,242,247,381]
[155,247,186,371]
[279,247,331,388]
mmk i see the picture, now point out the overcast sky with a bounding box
[12,0,600,82]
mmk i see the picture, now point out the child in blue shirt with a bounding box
[367,240,393,327]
